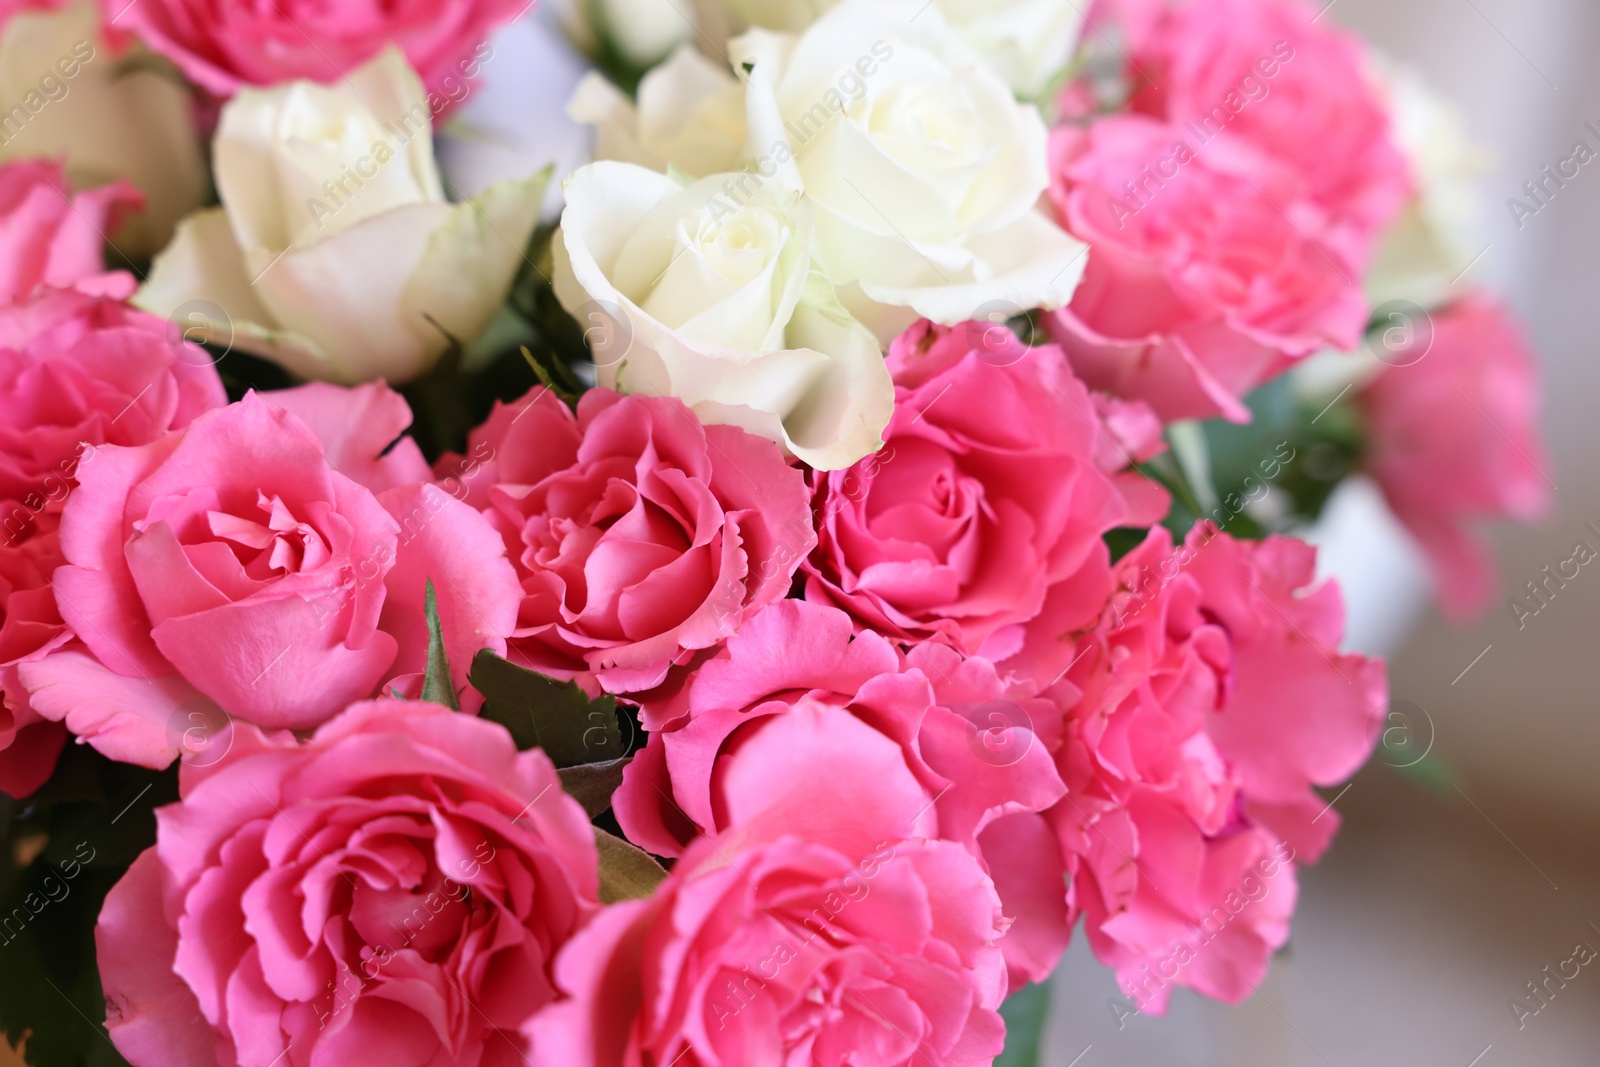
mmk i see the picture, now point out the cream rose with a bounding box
[708,0,1085,99]
[567,44,747,175]
[0,0,206,257]
[554,159,892,470]
[730,0,1089,339]
[138,48,545,384]
[1366,63,1489,310]
[556,0,697,67]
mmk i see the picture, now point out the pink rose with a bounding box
[108,0,525,102]
[21,388,520,767]
[97,699,601,1067]
[803,321,1125,685]
[1038,525,1384,1010]
[0,159,141,304]
[0,285,225,794]
[528,767,1007,1067]
[1124,0,1411,266]
[614,598,1068,984]
[1358,296,1552,618]
[1048,0,1410,421]
[439,386,814,695]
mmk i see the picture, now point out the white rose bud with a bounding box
[730,0,1089,340]
[0,0,207,257]
[556,0,697,67]
[710,0,1085,99]
[554,159,893,470]
[138,48,545,384]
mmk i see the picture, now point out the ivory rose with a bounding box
[97,699,601,1067]
[554,160,892,470]
[728,0,1089,338]
[709,0,1086,98]
[138,49,545,385]
[0,0,208,256]
[107,0,524,102]
[440,385,814,695]
[530,754,1008,1067]
[0,285,225,795]
[20,389,520,767]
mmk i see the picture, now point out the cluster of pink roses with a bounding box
[0,0,1554,1063]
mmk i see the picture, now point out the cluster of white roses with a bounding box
[129,0,1092,471]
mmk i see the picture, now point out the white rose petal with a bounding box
[568,44,748,175]
[138,48,544,385]
[555,159,892,470]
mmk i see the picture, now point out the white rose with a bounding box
[554,159,892,470]
[0,0,207,257]
[730,0,1088,339]
[707,0,1085,98]
[555,0,697,67]
[567,44,747,175]
[138,48,545,385]
[933,0,1087,100]
[1366,63,1491,310]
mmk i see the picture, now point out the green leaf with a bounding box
[594,828,667,904]
[996,980,1052,1067]
[421,580,458,711]
[468,650,623,767]
[558,757,632,819]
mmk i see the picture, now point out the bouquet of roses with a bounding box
[0,0,1550,1064]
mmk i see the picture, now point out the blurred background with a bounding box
[1046,0,1600,1062]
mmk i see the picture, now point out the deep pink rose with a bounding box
[97,699,601,1067]
[440,386,814,695]
[1358,296,1552,618]
[107,0,526,102]
[0,159,141,304]
[803,321,1124,685]
[1049,0,1410,421]
[0,285,225,794]
[21,389,520,767]
[529,766,1007,1067]
[614,598,1068,985]
[1035,525,1384,1010]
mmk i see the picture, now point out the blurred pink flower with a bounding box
[0,158,140,304]
[105,0,524,104]
[1359,295,1552,618]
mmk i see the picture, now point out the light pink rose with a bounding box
[107,0,525,102]
[0,159,141,304]
[438,386,814,695]
[97,699,601,1067]
[1038,525,1385,1010]
[614,597,1068,984]
[1359,296,1552,618]
[528,768,1008,1067]
[803,320,1125,685]
[1048,0,1410,422]
[21,389,520,767]
[0,285,225,794]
